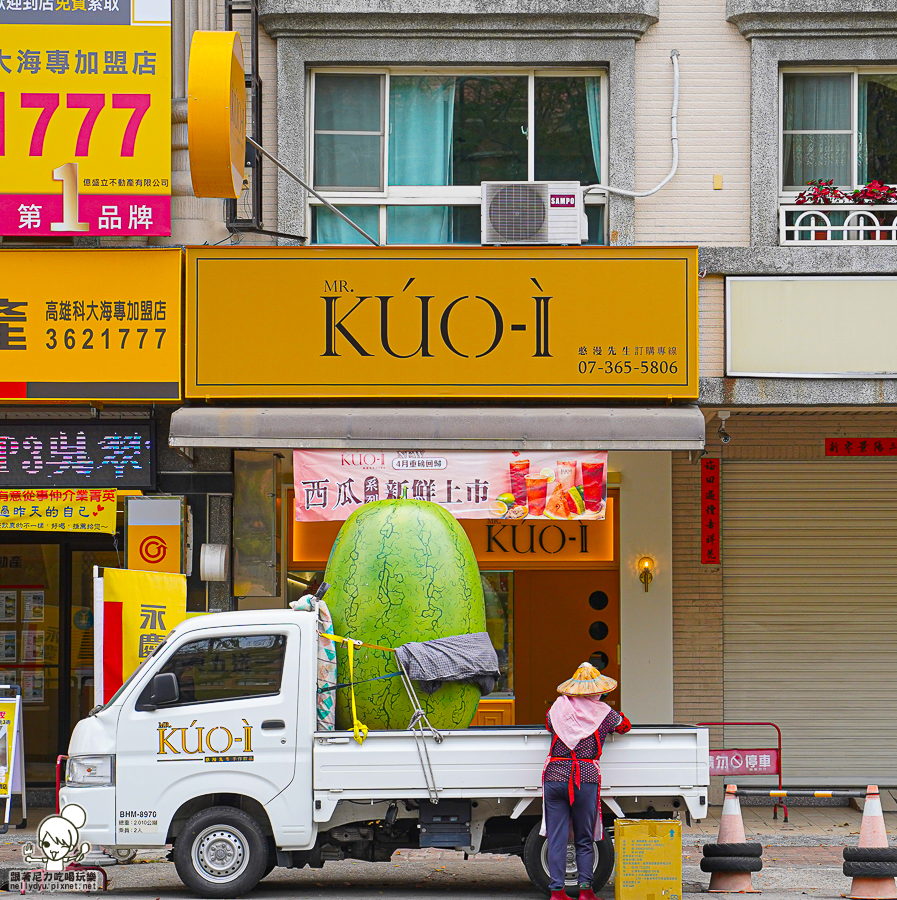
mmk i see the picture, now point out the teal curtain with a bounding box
[387,207,452,245]
[782,74,852,188]
[585,77,602,180]
[388,76,455,243]
[315,206,379,245]
[857,74,897,186]
[858,78,869,185]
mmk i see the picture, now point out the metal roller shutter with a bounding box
[723,459,897,786]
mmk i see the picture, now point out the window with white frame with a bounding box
[781,69,897,192]
[309,69,608,245]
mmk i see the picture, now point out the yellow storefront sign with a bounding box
[0,24,171,236]
[187,31,246,199]
[105,568,186,679]
[0,488,116,534]
[186,247,698,400]
[0,249,181,402]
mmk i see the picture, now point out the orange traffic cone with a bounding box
[846,786,897,900]
[707,784,760,893]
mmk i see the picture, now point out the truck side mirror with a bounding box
[149,672,179,708]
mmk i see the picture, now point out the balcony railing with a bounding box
[780,204,897,244]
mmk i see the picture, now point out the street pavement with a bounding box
[0,807,887,898]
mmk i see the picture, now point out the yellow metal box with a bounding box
[614,818,682,900]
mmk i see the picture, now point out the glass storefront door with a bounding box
[71,550,119,728]
[0,537,118,783]
[0,544,61,783]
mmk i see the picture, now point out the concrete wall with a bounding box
[613,450,674,723]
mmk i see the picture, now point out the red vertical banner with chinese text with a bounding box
[701,458,720,564]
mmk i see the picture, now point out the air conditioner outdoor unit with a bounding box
[481,181,587,245]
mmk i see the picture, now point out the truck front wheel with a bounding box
[174,806,268,898]
[522,821,615,897]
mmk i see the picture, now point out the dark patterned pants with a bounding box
[543,780,599,890]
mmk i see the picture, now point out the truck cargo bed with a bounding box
[312,724,708,818]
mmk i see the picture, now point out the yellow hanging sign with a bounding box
[187,31,246,199]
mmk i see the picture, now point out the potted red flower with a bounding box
[849,180,897,240]
[793,179,850,241]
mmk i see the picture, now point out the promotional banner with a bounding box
[96,567,186,704]
[0,488,116,533]
[294,450,608,523]
[0,12,172,236]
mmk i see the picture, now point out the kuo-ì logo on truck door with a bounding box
[157,719,254,762]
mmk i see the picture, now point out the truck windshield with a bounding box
[90,636,169,715]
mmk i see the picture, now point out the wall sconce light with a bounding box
[638,556,655,592]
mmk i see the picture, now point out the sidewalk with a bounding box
[0,806,884,898]
[684,802,897,839]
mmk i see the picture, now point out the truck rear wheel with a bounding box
[522,822,615,896]
[174,806,268,898]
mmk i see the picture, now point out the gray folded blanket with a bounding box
[395,632,500,696]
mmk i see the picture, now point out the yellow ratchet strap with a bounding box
[326,633,372,745]
[346,639,368,745]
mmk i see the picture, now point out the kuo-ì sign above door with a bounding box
[187,246,698,400]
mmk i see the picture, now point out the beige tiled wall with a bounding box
[700,275,725,377]
[634,0,750,246]
[672,448,723,736]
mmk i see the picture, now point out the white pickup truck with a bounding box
[60,610,709,898]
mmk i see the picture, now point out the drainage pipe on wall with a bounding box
[583,50,680,200]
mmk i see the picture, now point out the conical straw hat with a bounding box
[557,662,618,696]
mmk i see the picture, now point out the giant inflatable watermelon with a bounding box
[324,499,486,730]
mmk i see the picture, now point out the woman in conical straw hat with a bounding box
[540,662,631,900]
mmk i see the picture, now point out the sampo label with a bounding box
[549,194,576,208]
